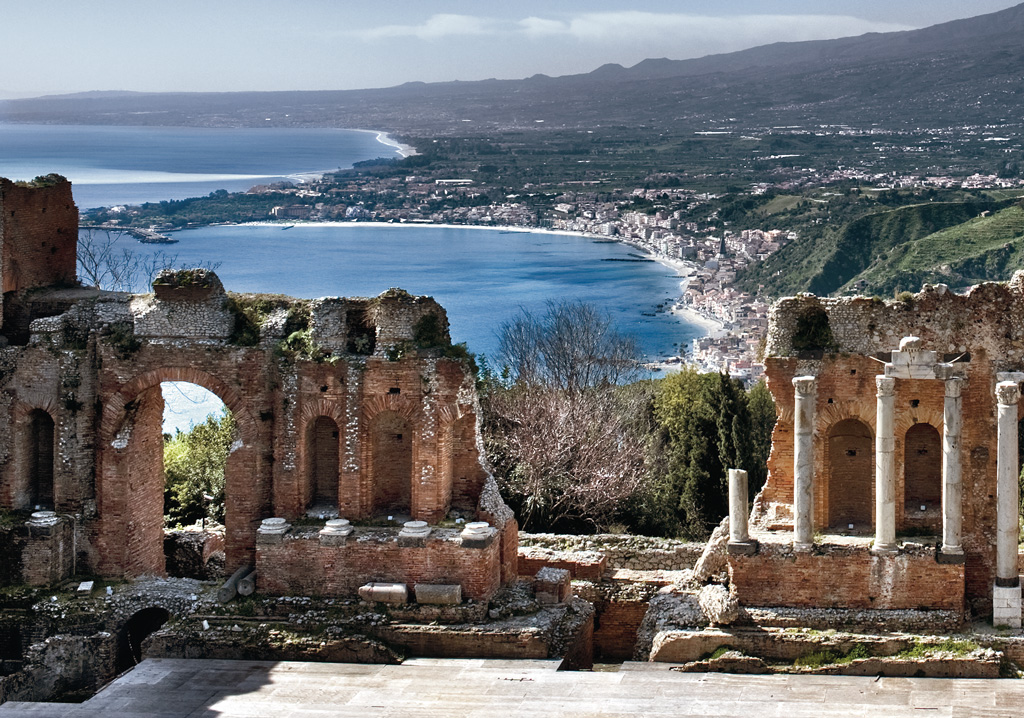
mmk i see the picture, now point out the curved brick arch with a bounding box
[100,367,257,446]
[436,403,473,426]
[298,397,348,428]
[12,392,61,421]
[817,401,877,437]
[894,407,943,439]
[362,394,421,423]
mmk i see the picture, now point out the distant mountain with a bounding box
[2,4,1023,133]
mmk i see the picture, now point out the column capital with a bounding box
[792,375,817,396]
[944,377,964,399]
[876,375,896,397]
[997,380,1020,406]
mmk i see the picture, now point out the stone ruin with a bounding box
[728,283,1024,628]
[0,176,519,603]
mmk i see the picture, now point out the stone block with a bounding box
[414,583,462,605]
[359,582,409,604]
[697,584,741,626]
[534,567,571,605]
[727,541,757,556]
[461,522,496,549]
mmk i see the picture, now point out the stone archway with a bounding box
[96,367,262,577]
[826,418,874,530]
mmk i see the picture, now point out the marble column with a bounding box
[874,375,897,554]
[728,468,755,554]
[941,377,964,557]
[792,376,817,551]
[994,381,1022,628]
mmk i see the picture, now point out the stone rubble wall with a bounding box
[518,533,704,571]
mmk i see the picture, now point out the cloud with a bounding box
[518,12,911,44]
[360,14,497,41]
[358,12,911,46]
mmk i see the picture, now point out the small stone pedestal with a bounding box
[993,581,1022,628]
[22,512,73,586]
[398,520,431,547]
[460,521,495,549]
[256,518,291,544]
[319,518,353,546]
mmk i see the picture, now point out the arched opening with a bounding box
[371,411,412,515]
[162,383,233,530]
[97,369,261,578]
[26,409,55,510]
[116,607,169,672]
[305,416,340,514]
[903,423,942,532]
[827,419,874,530]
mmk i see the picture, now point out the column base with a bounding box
[937,546,966,564]
[993,581,1022,629]
[871,543,898,555]
[727,540,757,556]
[792,541,813,553]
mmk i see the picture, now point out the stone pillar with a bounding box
[792,376,817,551]
[940,377,964,559]
[728,468,756,555]
[994,381,1022,628]
[873,376,897,554]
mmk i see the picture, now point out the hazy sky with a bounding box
[1,1,1020,98]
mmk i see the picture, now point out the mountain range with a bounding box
[2,4,1023,133]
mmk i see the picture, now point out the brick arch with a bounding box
[437,403,473,426]
[95,366,262,578]
[817,401,876,436]
[100,367,256,446]
[12,392,60,420]
[894,407,943,439]
[362,394,421,423]
[298,397,347,428]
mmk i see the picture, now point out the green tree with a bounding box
[164,410,236,527]
[653,370,775,539]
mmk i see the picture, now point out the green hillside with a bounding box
[848,203,1024,295]
[736,200,1016,297]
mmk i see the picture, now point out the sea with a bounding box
[0,122,702,431]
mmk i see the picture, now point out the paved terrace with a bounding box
[2,658,1023,717]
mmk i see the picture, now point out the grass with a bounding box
[895,638,979,659]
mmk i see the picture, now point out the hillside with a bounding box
[2,5,1024,133]
[735,199,1024,297]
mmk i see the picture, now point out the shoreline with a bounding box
[237,219,729,344]
[347,128,418,158]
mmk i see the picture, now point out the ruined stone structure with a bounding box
[730,282,1024,627]
[0,177,517,602]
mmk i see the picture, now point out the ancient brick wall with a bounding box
[0,178,77,297]
[729,539,965,613]
[753,280,1024,609]
[256,528,501,600]
[0,178,511,599]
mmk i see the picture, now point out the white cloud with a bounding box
[361,14,497,41]
[519,12,911,44]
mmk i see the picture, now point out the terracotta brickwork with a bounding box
[748,280,1024,613]
[729,537,965,613]
[256,529,501,600]
[0,179,513,600]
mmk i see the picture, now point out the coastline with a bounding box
[346,128,418,158]
[238,219,729,344]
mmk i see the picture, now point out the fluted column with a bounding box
[873,376,897,554]
[941,377,964,557]
[994,381,1021,628]
[792,376,817,551]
